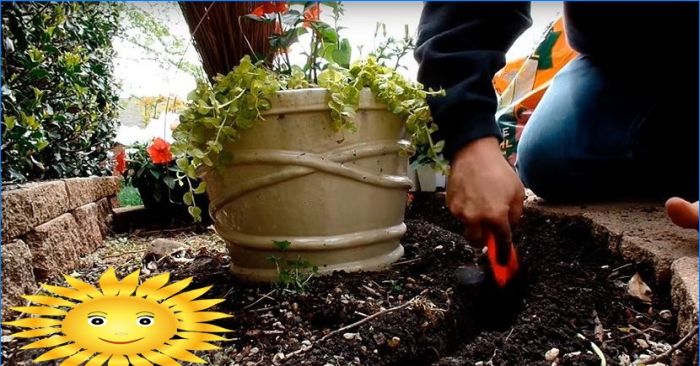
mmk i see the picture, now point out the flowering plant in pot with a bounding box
[120,138,209,223]
[172,1,445,282]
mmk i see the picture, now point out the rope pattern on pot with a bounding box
[217,222,407,251]
[208,140,413,218]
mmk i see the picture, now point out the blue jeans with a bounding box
[516,56,698,201]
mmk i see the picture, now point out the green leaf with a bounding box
[188,206,202,222]
[191,148,205,159]
[28,47,45,63]
[163,176,176,189]
[193,181,207,194]
[29,69,49,79]
[176,158,189,171]
[35,140,49,151]
[312,22,338,43]
[183,191,194,206]
[332,39,352,68]
[273,240,292,251]
[4,115,17,131]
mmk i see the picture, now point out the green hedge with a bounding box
[2,3,121,182]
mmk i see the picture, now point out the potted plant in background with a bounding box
[122,138,210,224]
[173,1,445,282]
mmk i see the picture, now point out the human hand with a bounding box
[446,137,525,261]
[665,197,698,230]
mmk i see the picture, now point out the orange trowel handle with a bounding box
[485,232,519,287]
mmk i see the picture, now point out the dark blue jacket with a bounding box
[415,2,698,160]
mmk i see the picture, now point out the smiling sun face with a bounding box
[62,296,179,355]
[4,268,231,365]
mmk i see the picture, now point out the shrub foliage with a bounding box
[2,3,121,182]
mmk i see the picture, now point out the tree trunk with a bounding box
[179,2,273,82]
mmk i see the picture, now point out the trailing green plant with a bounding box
[266,240,319,294]
[173,2,446,221]
[1,2,121,182]
[368,22,416,72]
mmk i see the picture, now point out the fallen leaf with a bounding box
[593,310,605,343]
[627,273,652,303]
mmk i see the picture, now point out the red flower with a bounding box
[303,3,320,28]
[251,1,289,17]
[147,137,173,164]
[114,149,126,175]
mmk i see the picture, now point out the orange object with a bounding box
[251,1,289,17]
[494,17,578,165]
[147,137,173,165]
[114,149,126,175]
[485,232,519,287]
[303,3,321,28]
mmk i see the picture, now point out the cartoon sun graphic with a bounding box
[4,268,231,365]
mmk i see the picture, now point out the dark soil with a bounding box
[3,193,681,366]
[169,193,678,365]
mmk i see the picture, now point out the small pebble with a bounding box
[637,339,650,349]
[434,245,444,250]
[387,336,401,348]
[659,309,673,321]
[545,348,560,362]
[475,362,484,366]
[249,347,259,355]
[343,332,360,340]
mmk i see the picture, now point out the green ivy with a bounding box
[1,3,122,182]
[174,56,445,221]
[320,58,446,170]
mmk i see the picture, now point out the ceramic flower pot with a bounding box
[202,88,413,282]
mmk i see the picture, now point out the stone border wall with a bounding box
[2,176,120,316]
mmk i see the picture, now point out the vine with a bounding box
[173,55,445,221]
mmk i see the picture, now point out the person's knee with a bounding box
[515,135,568,200]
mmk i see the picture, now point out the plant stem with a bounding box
[643,325,698,364]
[276,12,292,74]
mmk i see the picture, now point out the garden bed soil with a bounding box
[3,194,682,366]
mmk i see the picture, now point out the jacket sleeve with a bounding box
[415,2,532,160]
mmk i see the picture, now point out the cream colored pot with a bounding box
[203,88,412,282]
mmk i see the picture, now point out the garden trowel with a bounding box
[454,232,524,327]
[455,231,520,288]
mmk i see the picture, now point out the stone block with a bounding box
[96,197,113,235]
[23,213,83,281]
[65,176,121,209]
[72,203,103,252]
[1,181,69,242]
[1,240,38,321]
